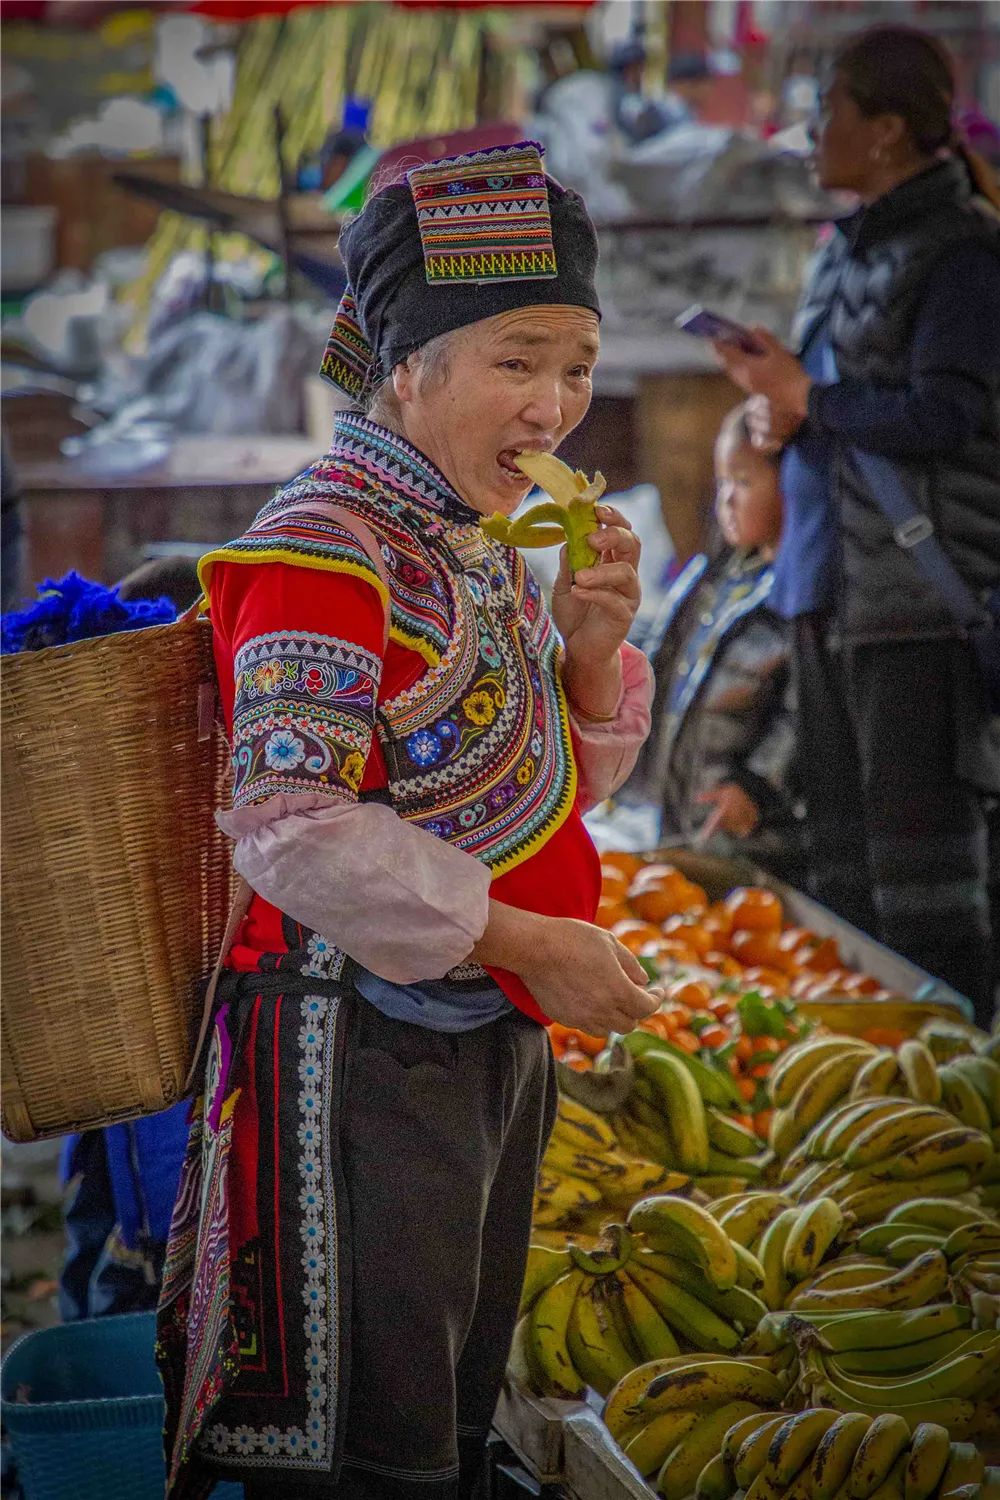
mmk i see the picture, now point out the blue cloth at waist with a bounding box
[352,966,512,1032]
[770,330,839,619]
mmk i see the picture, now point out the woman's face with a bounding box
[811,73,893,194]
[715,433,783,553]
[392,304,599,517]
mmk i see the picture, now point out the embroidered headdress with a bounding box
[320,139,600,401]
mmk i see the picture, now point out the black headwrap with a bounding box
[320,139,600,400]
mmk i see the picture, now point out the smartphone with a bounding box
[675,304,764,356]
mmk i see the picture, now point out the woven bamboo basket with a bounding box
[1,614,234,1142]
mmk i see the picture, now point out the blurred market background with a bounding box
[1,0,998,1402]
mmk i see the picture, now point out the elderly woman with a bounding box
[156,142,655,1500]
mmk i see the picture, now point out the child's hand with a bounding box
[696,783,762,841]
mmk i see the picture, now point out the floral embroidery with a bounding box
[264,729,305,770]
[340,751,365,791]
[463,689,496,727]
[406,728,441,766]
[231,632,381,810]
[301,933,344,982]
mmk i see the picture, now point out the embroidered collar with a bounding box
[331,412,483,528]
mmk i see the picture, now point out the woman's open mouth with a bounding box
[497,449,526,476]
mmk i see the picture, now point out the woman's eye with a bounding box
[500,359,529,373]
[568,365,592,380]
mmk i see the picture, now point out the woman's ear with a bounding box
[392,358,416,406]
[874,111,908,159]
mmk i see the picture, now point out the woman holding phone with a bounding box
[715,24,1000,1021]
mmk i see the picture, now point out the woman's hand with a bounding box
[714,329,812,434]
[552,504,641,719]
[695,782,762,841]
[472,904,657,1036]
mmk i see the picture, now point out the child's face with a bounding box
[714,433,784,551]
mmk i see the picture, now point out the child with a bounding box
[629,403,802,880]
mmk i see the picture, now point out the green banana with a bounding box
[628,1194,738,1289]
[856,1223,944,1256]
[833,1328,979,1375]
[706,1107,761,1158]
[902,1421,951,1500]
[888,1196,998,1232]
[808,1412,873,1500]
[937,1442,987,1493]
[948,1054,1000,1120]
[622,1029,744,1108]
[885,1232,954,1266]
[695,1450,734,1500]
[637,1249,768,1332]
[612,1268,680,1361]
[940,1065,994,1133]
[640,1049,711,1173]
[624,1261,741,1353]
[941,1219,1000,1262]
[784,1302,973,1352]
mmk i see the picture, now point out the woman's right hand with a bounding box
[472,903,658,1036]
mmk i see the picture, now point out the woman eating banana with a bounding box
[156,141,656,1500]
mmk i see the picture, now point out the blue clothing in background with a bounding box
[771,325,838,619]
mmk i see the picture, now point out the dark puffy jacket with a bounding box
[801,159,1000,641]
[629,550,804,881]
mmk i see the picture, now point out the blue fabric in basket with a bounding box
[1,1313,242,1500]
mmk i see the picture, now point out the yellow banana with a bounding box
[506,1313,542,1392]
[734,1413,791,1487]
[887,1126,993,1182]
[628,1194,738,1289]
[718,1192,791,1248]
[552,1097,617,1151]
[763,1408,841,1487]
[708,1190,759,1218]
[706,1107,760,1159]
[695,1451,734,1500]
[789,1248,949,1312]
[821,1097,928,1161]
[637,1248,768,1332]
[941,1219,1000,1260]
[937,1442,987,1493]
[783,1197,845,1282]
[843,1104,952,1169]
[631,1356,785,1419]
[839,1170,973,1225]
[827,1339,1000,1408]
[809,1412,873,1500]
[722,1409,785,1468]
[897,1040,942,1104]
[565,1274,635,1397]
[801,1302,973,1353]
[526,1268,586,1396]
[621,1409,701,1478]
[520,1244,574,1315]
[602,1156,688,1204]
[769,1036,875,1109]
[940,1066,994,1133]
[612,1268,680,1362]
[847,1414,919,1498]
[657,1400,763,1500]
[603,1352,754,1441]
[902,1421,951,1500]
[781,1050,872,1154]
[757,1205,799,1310]
[733,1240,768,1292]
[851,1050,903,1100]
[868,1455,908,1500]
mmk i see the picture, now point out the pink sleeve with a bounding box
[568,642,654,813]
[217,795,492,984]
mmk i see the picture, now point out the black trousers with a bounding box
[245,1003,556,1500]
[793,616,994,1023]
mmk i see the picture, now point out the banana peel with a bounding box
[481,451,606,573]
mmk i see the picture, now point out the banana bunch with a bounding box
[533,1096,689,1229]
[602,1353,789,1492]
[708,1405,996,1500]
[612,1031,766,1194]
[777,1090,994,1226]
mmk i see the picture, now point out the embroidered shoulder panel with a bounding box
[231,630,381,809]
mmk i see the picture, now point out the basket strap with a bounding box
[184,875,254,1094]
[268,498,392,651]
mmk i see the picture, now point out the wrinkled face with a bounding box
[714,433,783,552]
[393,304,600,516]
[811,73,897,193]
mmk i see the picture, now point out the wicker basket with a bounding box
[1,613,234,1142]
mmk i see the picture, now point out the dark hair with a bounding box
[834,25,1000,209]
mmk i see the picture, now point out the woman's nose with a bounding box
[521,380,563,433]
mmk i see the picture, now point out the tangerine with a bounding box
[600,850,646,881]
[612,919,664,954]
[724,887,783,932]
[595,898,632,930]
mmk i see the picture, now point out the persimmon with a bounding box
[724,886,783,932]
[665,978,714,1009]
[600,850,645,881]
[599,864,631,902]
[612,919,664,953]
[595,897,632,930]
